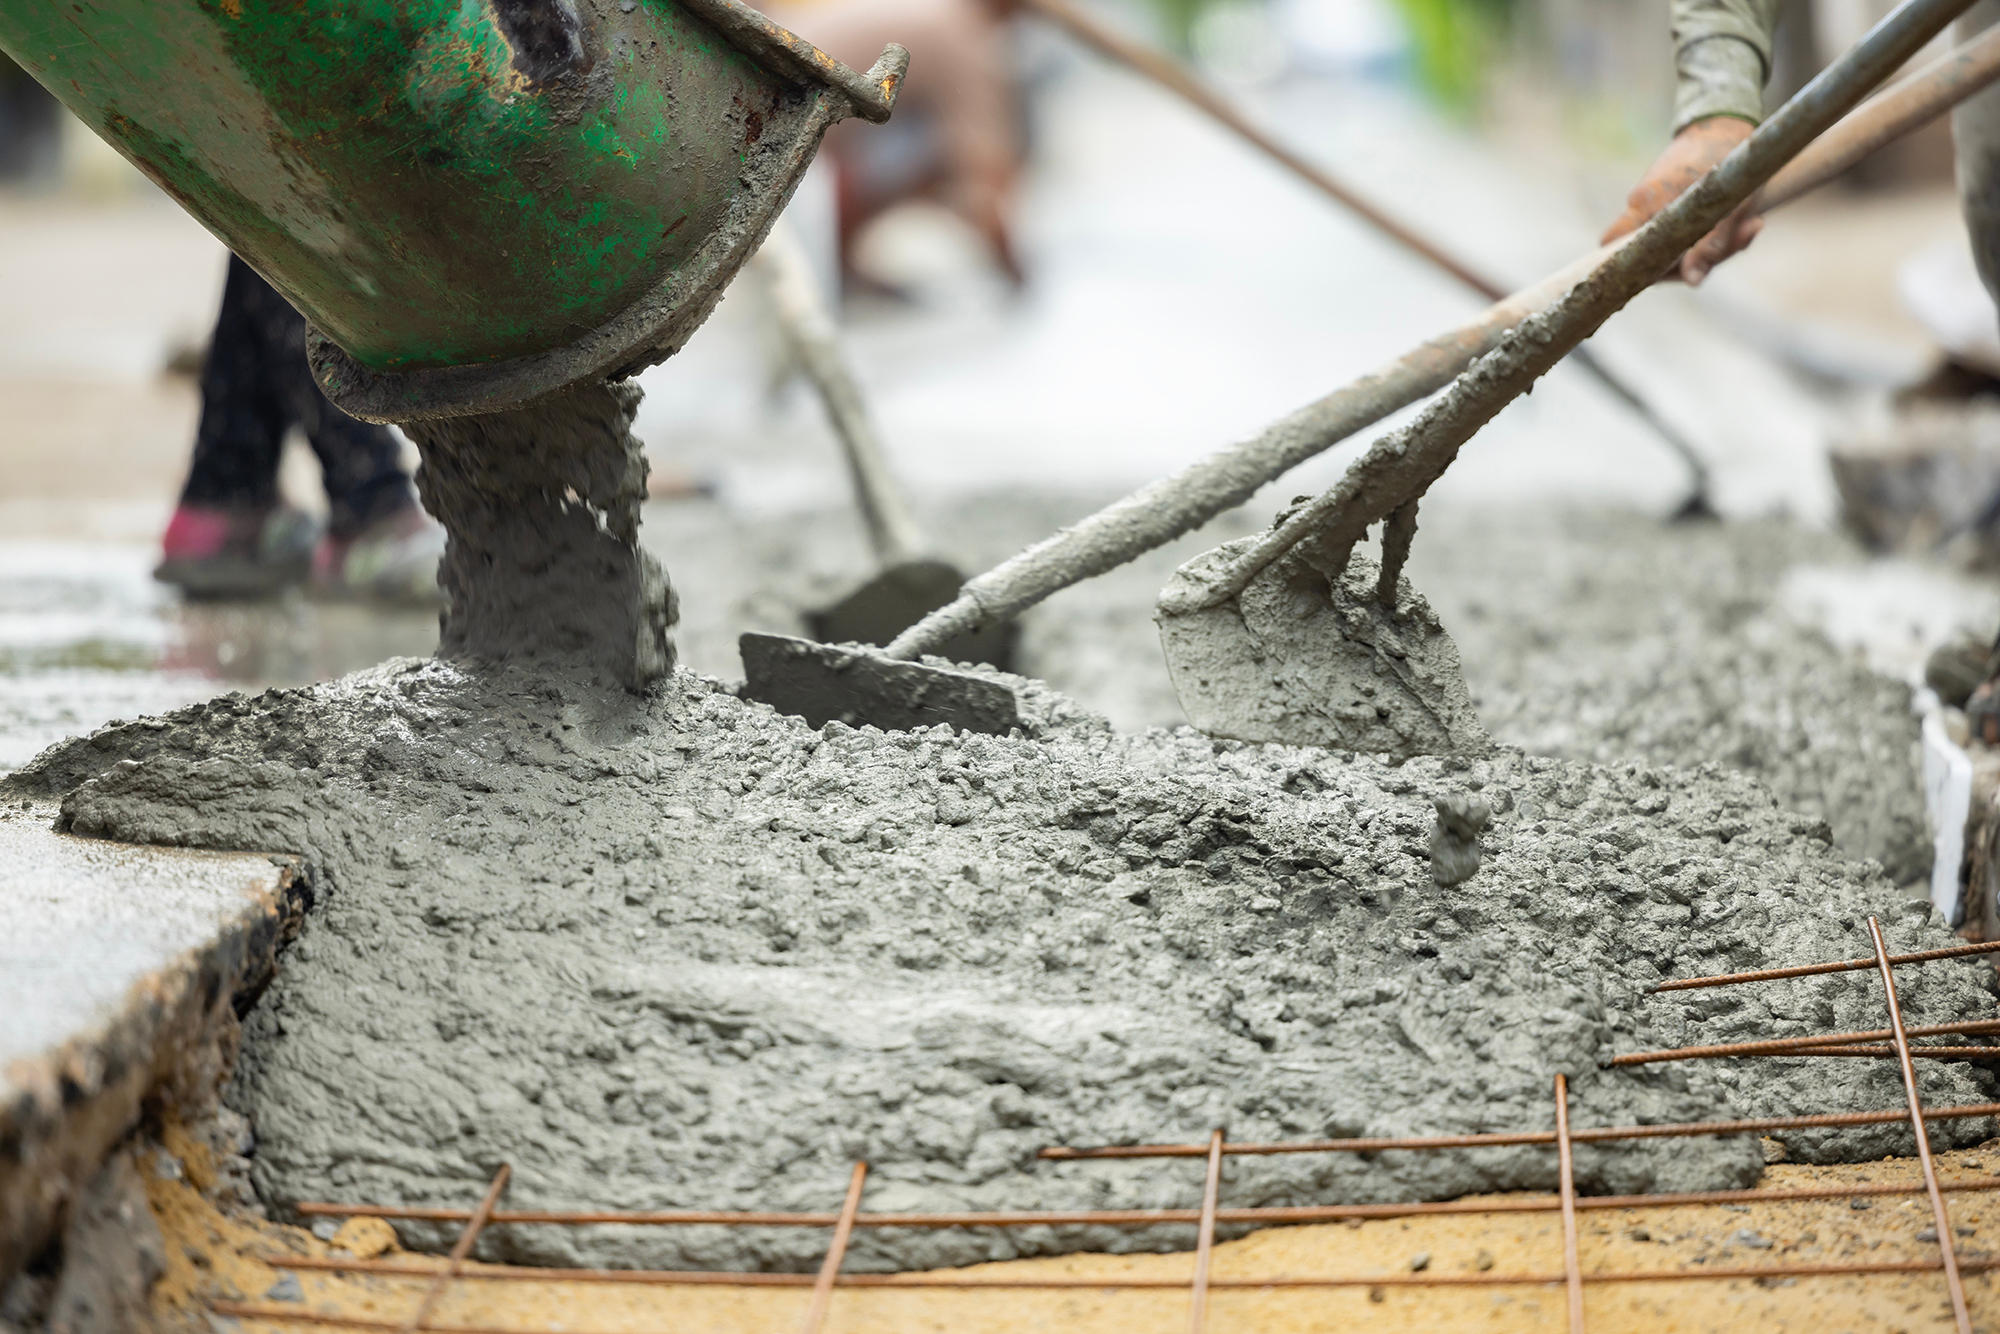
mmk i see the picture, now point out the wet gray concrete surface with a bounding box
[0,802,290,1070]
[22,653,1986,1274]
[0,543,435,773]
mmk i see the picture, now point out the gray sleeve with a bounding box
[1670,0,1784,129]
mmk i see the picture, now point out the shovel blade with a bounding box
[740,633,1026,734]
[805,559,1018,672]
[1157,540,1488,761]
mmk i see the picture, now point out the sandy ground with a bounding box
[147,1118,2000,1333]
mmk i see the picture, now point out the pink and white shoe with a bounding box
[313,505,447,606]
[154,503,319,598]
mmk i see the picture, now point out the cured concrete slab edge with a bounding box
[0,802,311,1286]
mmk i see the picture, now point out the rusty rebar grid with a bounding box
[210,920,2000,1333]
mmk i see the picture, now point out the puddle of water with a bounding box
[0,541,436,772]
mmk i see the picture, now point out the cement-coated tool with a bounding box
[755,222,1016,669]
[0,0,906,422]
[1018,0,1718,517]
[741,12,2000,734]
[1153,0,1980,758]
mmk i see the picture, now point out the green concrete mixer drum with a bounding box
[0,0,904,420]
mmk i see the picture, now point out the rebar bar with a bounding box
[1716,1046,2000,1060]
[798,1163,866,1334]
[1554,1075,1586,1334]
[1608,1018,2000,1064]
[1037,1101,2000,1161]
[401,1165,508,1334]
[1188,1131,1222,1334]
[205,1255,2000,1311]
[269,1174,2000,1264]
[1868,918,1974,1333]
[1651,939,2000,992]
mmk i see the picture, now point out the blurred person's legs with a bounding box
[159,256,441,601]
[0,55,60,181]
[772,0,1025,289]
[158,256,323,596]
[1956,0,2000,304]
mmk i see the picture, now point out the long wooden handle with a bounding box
[1763,20,2000,208]
[1017,0,1504,300]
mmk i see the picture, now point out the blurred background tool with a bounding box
[757,220,1017,667]
[1017,0,1723,514]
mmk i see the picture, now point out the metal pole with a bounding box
[1868,918,1974,1333]
[758,222,926,568]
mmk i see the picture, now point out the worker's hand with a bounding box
[1601,116,1762,286]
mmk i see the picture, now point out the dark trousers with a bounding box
[1958,2,2000,308]
[178,256,413,540]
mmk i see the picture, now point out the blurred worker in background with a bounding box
[1608,0,2000,733]
[0,54,58,182]
[767,0,1028,290]
[1604,0,2000,298]
[155,255,443,602]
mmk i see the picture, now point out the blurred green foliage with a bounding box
[1388,0,1514,110]
[1137,0,1513,111]
[1144,0,1209,50]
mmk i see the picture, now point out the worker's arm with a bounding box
[1602,0,1784,284]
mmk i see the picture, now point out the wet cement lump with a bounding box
[1156,544,1489,760]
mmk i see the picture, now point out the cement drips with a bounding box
[8,657,1992,1274]
[402,381,677,691]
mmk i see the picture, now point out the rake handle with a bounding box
[758,220,927,570]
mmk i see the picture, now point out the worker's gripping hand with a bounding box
[1601,116,1762,286]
